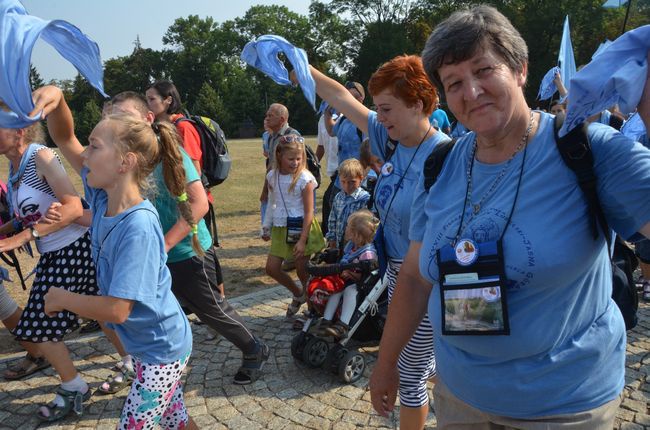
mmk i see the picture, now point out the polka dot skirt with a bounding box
[13,232,97,343]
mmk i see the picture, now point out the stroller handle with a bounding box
[307,259,378,277]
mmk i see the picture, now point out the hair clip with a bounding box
[191,225,198,234]
[151,122,161,134]
[177,192,188,202]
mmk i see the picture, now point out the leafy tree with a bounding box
[73,100,102,146]
[30,65,45,88]
[192,82,231,128]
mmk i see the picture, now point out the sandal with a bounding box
[37,387,91,422]
[96,363,135,395]
[233,343,270,385]
[643,282,650,302]
[3,353,51,380]
[286,294,306,318]
[325,321,350,340]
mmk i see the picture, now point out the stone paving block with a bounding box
[305,415,333,429]
[210,404,239,421]
[634,413,650,426]
[622,398,647,413]
[620,422,644,430]
[332,421,358,430]
[341,409,371,426]
[226,414,263,429]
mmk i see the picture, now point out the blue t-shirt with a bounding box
[429,109,451,131]
[367,111,450,259]
[409,112,650,418]
[333,116,364,188]
[151,147,212,263]
[83,169,192,364]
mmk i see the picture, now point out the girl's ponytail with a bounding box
[153,121,205,257]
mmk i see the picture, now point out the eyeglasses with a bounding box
[280,135,304,144]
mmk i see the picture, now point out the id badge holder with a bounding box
[436,239,510,335]
[286,216,304,244]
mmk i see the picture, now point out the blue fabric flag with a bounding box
[560,25,650,137]
[602,0,628,8]
[621,112,646,141]
[592,40,613,59]
[240,34,316,110]
[537,66,560,100]
[558,16,577,94]
[0,0,107,128]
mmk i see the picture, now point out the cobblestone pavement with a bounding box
[0,286,648,429]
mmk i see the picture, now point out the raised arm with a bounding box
[30,86,85,175]
[293,66,371,135]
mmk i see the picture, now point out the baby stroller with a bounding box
[290,249,387,383]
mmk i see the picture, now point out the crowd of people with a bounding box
[0,4,649,430]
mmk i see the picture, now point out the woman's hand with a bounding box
[293,238,306,258]
[44,286,67,317]
[30,86,64,118]
[369,359,399,418]
[261,227,271,242]
[0,230,30,252]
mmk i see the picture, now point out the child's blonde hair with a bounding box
[338,158,364,180]
[347,209,380,244]
[103,114,204,256]
[272,134,307,192]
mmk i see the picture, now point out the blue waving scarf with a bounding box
[537,66,560,100]
[560,25,650,137]
[0,0,107,128]
[621,112,647,142]
[558,16,577,95]
[240,35,316,110]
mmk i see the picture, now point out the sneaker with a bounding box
[233,342,270,385]
[643,281,650,302]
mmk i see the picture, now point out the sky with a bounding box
[21,0,312,82]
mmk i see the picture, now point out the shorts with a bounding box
[269,220,325,260]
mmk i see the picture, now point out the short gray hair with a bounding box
[421,5,528,93]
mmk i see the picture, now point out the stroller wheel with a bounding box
[302,336,329,368]
[324,345,347,374]
[338,350,366,383]
[291,332,312,362]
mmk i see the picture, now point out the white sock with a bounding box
[53,374,87,407]
[121,355,133,371]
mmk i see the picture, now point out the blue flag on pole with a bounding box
[240,35,316,110]
[0,0,107,128]
[602,0,628,8]
[558,16,577,94]
[559,25,650,137]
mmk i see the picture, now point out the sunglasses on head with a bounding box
[280,135,305,144]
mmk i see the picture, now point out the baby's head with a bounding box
[345,209,380,246]
[359,138,383,174]
[338,158,364,195]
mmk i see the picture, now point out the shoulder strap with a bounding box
[553,114,611,246]
[423,138,457,192]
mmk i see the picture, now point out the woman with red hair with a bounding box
[297,55,450,429]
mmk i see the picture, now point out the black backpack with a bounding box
[421,115,639,330]
[175,114,231,188]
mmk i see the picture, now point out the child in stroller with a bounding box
[292,210,384,383]
[315,210,379,339]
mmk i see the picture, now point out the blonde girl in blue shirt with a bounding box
[36,86,198,430]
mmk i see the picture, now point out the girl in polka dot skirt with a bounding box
[0,100,97,421]
[37,86,198,430]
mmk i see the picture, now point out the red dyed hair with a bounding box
[367,55,437,116]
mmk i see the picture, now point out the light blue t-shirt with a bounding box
[151,148,212,263]
[83,169,192,364]
[368,111,450,259]
[333,116,364,188]
[409,112,650,418]
[429,109,451,131]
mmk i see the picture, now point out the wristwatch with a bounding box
[29,225,41,240]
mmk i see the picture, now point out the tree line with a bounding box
[32,0,650,144]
